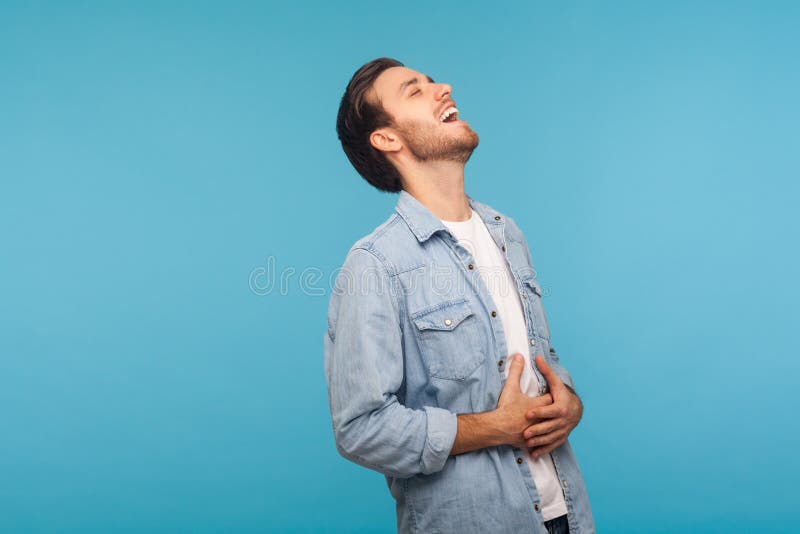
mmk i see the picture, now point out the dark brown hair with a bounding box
[336,57,404,193]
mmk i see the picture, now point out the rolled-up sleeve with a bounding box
[324,247,457,478]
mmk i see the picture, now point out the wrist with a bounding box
[489,405,517,447]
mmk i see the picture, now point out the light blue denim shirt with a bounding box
[324,190,594,533]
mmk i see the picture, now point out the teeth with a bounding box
[439,107,459,122]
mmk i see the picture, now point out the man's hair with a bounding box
[336,57,405,193]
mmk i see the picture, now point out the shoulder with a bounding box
[503,215,528,244]
[343,212,419,276]
[469,196,528,244]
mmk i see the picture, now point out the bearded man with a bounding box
[324,58,595,534]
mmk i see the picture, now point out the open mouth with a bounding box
[439,106,459,124]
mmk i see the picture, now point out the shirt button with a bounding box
[444,319,452,326]
[562,479,569,488]
[501,245,506,252]
[495,216,501,221]
[491,310,497,317]
[468,264,474,270]
[530,338,536,346]
[516,457,523,464]
[498,360,504,367]
[534,503,540,512]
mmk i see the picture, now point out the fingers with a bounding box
[530,393,553,408]
[526,428,565,449]
[523,418,562,442]
[526,402,568,421]
[502,353,525,393]
[522,394,553,421]
[530,436,567,460]
[534,354,563,389]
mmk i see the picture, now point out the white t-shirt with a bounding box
[441,209,567,521]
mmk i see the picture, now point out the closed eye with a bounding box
[411,89,421,96]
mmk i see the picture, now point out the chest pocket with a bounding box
[410,298,484,381]
[521,276,551,340]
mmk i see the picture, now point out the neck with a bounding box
[400,160,471,222]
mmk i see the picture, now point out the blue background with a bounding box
[2,1,798,532]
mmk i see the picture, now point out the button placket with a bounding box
[452,236,509,382]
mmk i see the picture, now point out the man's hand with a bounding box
[450,353,555,456]
[522,354,583,459]
[494,354,554,448]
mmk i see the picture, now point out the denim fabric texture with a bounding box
[324,190,594,533]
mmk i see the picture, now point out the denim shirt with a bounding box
[324,190,594,533]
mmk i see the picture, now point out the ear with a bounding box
[369,127,402,154]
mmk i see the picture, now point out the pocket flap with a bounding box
[411,299,473,331]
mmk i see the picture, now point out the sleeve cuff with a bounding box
[420,406,458,475]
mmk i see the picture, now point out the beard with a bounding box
[394,118,480,164]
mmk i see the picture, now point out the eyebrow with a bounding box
[398,75,435,96]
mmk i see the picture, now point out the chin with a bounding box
[463,129,479,150]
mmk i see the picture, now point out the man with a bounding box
[324,57,594,534]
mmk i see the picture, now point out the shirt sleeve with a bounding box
[324,247,458,478]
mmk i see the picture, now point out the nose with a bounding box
[436,82,452,101]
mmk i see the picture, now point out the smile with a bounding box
[439,106,459,123]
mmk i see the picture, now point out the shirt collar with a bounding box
[394,189,504,243]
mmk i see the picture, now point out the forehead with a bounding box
[372,66,433,102]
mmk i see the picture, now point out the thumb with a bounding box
[535,354,562,389]
[502,353,525,393]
